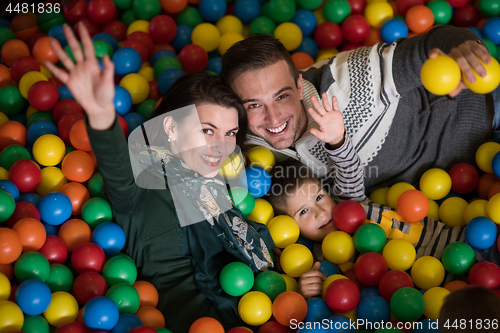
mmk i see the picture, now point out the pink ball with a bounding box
[9,159,42,193]
[325,279,360,313]
[333,200,366,234]
[28,81,60,111]
[354,252,388,286]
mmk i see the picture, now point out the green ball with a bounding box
[45,263,74,293]
[427,0,452,25]
[38,11,66,33]
[0,27,16,49]
[21,315,50,333]
[133,0,161,21]
[268,0,296,23]
[219,262,254,296]
[106,282,141,314]
[253,270,286,302]
[27,112,54,128]
[228,187,255,217]
[176,7,204,28]
[137,100,157,120]
[483,38,497,59]
[261,2,272,18]
[250,17,277,35]
[88,172,104,197]
[64,42,83,63]
[296,0,323,10]
[0,189,15,223]
[389,287,425,322]
[394,15,405,23]
[14,252,51,282]
[0,144,31,170]
[0,85,25,116]
[479,0,500,17]
[121,9,138,27]
[440,242,475,275]
[102,256,138,286]
[114,0,134,10]
[81,197,113,229]
[93,40,114,59]
[324,0,351,24]
[154,56,183,79]
[155,329,173,333]
[353,223,387,254]
[497,45,500,63]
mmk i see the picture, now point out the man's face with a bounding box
[230,60,308,150]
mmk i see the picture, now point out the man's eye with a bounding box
[248,104,259,109]
[316,194,323,202]
[300,208,308,216]
[277,94,288,100]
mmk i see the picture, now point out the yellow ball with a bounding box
[36,167,67,197]
[0,301,23,333]
[274,23,303,51]
[19,71,48,99]
[218,32,244,56]
[247,198,274,226]
[33,134,66,167]
[242,24,251,38]
[487,193,500,224]
[316,48,339,63]
[281,273,298,292]
[369,187,390,205]
[119,74,150,104]
[386,182,415,209]
[439,197,468,228]
[0,112,8,126]
[238,291,272,326]
[411,256,445,290]
[280,244,314,278]
[421,55,461,95]
[427,199,440,221]
[476,142,500,173]
[0,273,10,301]
[0,167,8,181]
[192,23,221,52]
[138,65,155,82]
[382,239,416,271]
[268,215,300,248]
[464,199,489,223]
[313,8,327,25]
[127,20,149,35]
[216,15,243,35]
[321,274,348,299]
[247,146,276,172]
[43,292,78,327]
[423,287,450,320]
[322,231,355,264]
[365,2,394,28]
[219,152,245,180]
[26,105,38,120]
[419,168,452,200]
[39,65,53,79]
[463,56,500,94]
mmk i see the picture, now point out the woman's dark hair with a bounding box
[149,72,247,147]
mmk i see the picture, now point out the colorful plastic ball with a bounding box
[322,231,355,264]
[354,252,388,287]
[0,272,10,301]
[119,74,149,105]
[71,242,106,275]
[406,5,434,33]
[44,263,73,293]
[389,287,425,322]
[0,179,20,201]
[272,22,302,51]
[440,242,475,275]
[12,217,46,252]
[112,48,142,76]
[220,262,254,297]
[332,200,366,234]
[72,271,108,305]
[280,244,314,278]
[468,261,500,289]
[87,0,116,24]
[324,279,360,313]
[38,192,72,226]
[238,291,272,326]
[439,197,468,228]
[14,251,50,282]
[426,1,451,25]
[19,71,48,100]
[82,296,119,330]
[171,25,193,53]
[21,314,50,333]
[411,256,445,290]
[249,16,276,36]
[102,255,138,286]
[253,271,286,302]
[0,85,24,117]
[28,120,59,146]
[0,227,22,264]
[256,321,290,332]
[11,56,40,84]
[419,168,452,200]
[198,0,227,22]
[178,44,208,73]
[189,317,224,333]
[15,279,51,315]
[386,182,415,209]
[111,313,143,333]
[58,219,91,253]
[303,297,332,323]
[465,216,498,249]
[0,300,24,333]
[231,1,257,24]
[81,197,113,230]
[479,0,500,17]
[91,222,126,256]
[247,198,274,226]
[483,17,500,45]
[267,215,300,248]
[382,239,416,271]
[272,291,307,327]
[37,235,69,265]
[477,142,500,174]
[9,159,41,193]
[123,112,144,133]
[488,193,500,223]
[422,287,449,320]
[464,56,500,94]
[356,296,390,327]
[396,189,429,222]
[157,68,185,95]
[378,270,413,302]
[447,162,480,194]
[33,134,65,167]
[228,187,255,217]
[219,32,244,55]
[148,15,176,44]
[464,199,488,224]
[1,39,30,67]
[339,15,368,44]
[36,167,67,197]
[352,223,386,254]
[0,121,27,149]
[380,18,408,44]
[314,22,342,49]
[365,2,393,28]
[132,305,165,328]
[0,145,29,172]
[111,86,133,117]
[160,0,188,14]
[133,281,159,308]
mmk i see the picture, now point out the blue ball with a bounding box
[171,25,193,52]
[483,17,500,45]
[19,192,42,207]
[48,25,67,48]
[38,192,73,225]
[112,47,142,76]
[493,151,500,179]
[15,279,52,315]
[208,49,221,59]
[93,33,118,51]
[245,166,271,198]
[318,260,339,277]
[355,296,390,328]
[468,27,483,39]
[0,18,9,28]
[198,0,227,22]
[110,313,143,333]
[42,222,59,236]
[359,286,380,300]
[158,68,185,94]
[207,57,222,74]
[413,319,439,333]
[28,120,58,146]
[234,0,261,23]
[465,216,498,250]
[83,296,120,330]
[380,19,408,44]
[58,86,73,100]
[123,112,146,134]
[304,297,333,323]
[151,50,177,66]
[328,315,356,333]
[92,222,126,256]
[295,37,319,59]
[0,179,20,201]
[292,10,317,37]
[114,86,133,116]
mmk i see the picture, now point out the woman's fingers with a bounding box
[63,24,84,63]
[43,61,69,84]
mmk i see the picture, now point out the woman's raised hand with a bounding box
[44,23,116,130]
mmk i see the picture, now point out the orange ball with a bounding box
[477,173,500,200]
[135,306,166,328]
[61,150,95,183]
[362,28,382,46]
[59,182,91,215]
[58,219,92,252]
[160,0,188,14]
[133,280,159,307]
[0,263,14,281]
[0,121,27,149]
[396,189,430,222]
[488,181,500,200]
[291,52,315,70]
[406,5,434,33]
[189,317,224,333]
[1,39,30,67]
[12,217,47,252]
[10,13,39,41]
[69,119,92,151]
[444,280,468,292]
[32,36,60,64]
[272,291,308,327]
[0,65,12,89]
[0,228,23,264]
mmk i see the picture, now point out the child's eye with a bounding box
[299,208,308,216]
[316,194,323,202]
[202,129,213,135]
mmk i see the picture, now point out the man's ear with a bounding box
[163,116,176,141]
[298,73,304,100]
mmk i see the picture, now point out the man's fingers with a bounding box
[310,95,326,116]
[79,22,97,63]
[321,92,332,111]
[44,61,69,84]
[331,96,340,112]
[63,24,83,63]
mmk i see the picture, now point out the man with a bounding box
[219,25,497,195]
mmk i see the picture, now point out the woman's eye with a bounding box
[202,129,213,135]
[226,131,236,137]
[316,194,323,202]
[299,208,308,216]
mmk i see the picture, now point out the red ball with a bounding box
[147,81,161,101]
[448,162,479,194]
[55,321,87,333]
[72,271,108,305]
[447,0,468,7]
[73,18,100,39]
[10,57,40,83]
[452,4,480,27]
[28,81,60,111]
[127,32,155,59]
[58,112,85,144]
[118,115,129,137]
[256,321,289,333]
[272,292,308,327]
[129,327,160,333]
[347,0,367,16]
[102,20,127,42]
[38,235,69,265]
[314,22,343,49]
[8,159,42,193]
[53,99,84,124]
[332,200,366,234]
[396,189,429,222]
[5,201,41,229]
[49,76,65,88]
[64,0,89,24]
[149,15,177,44]
[71,242,106,274]
[87,0,116,25]
[324,279,360,313]
[477,173,500,200]
[27,33,47,52]
[341,43,362,52]
[497,234,500,253]
[120,39,149,62]
[468,261,500,289]
[178,44,208,74]
[397,0,424,16]
[343,268,366,290]
[342,15,370,43]
[354,252,388,286]
[378,270,413,301]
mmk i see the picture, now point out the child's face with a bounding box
[286,181,338,242]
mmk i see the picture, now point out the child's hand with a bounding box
[308,93,346,148]
[297,262,325,299]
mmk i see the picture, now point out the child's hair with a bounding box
[439,286,500,332]
[266,159,321,215]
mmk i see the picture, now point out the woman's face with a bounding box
[167,103,240,178]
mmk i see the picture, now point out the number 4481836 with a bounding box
[6,2,61,14]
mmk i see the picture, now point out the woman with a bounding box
[45,23,274,332]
